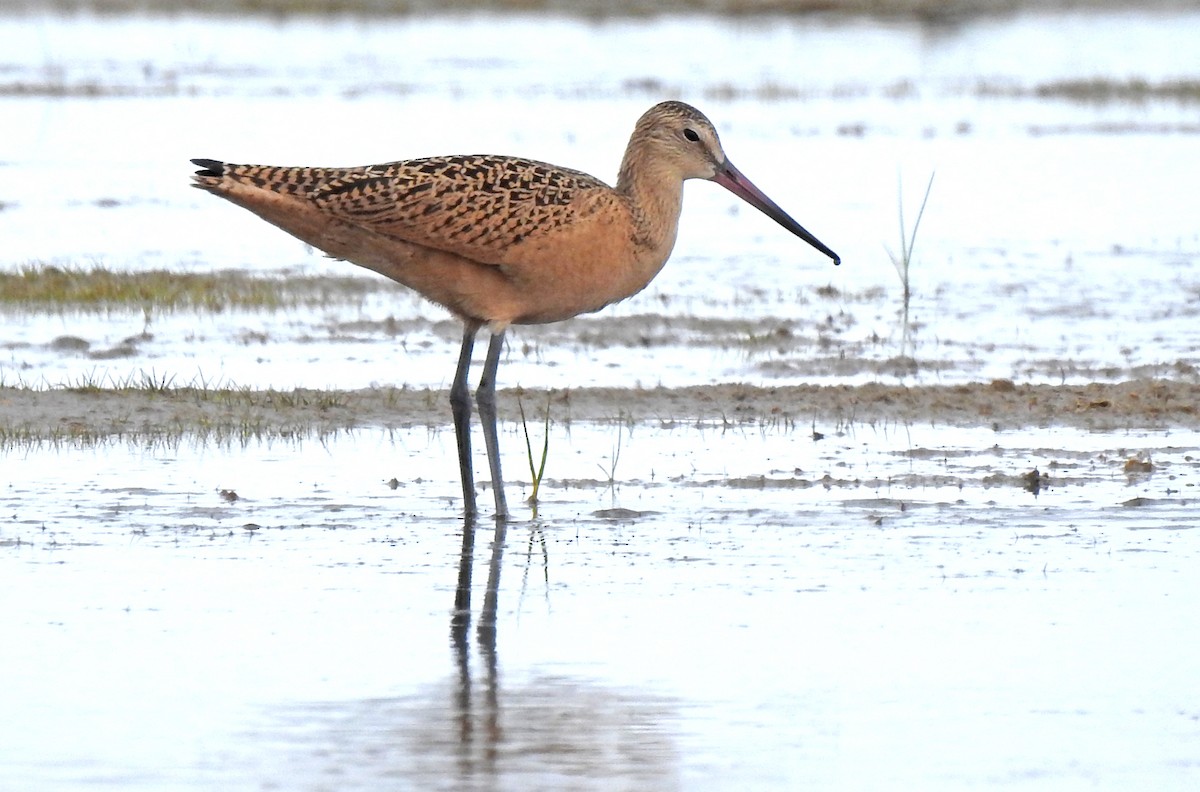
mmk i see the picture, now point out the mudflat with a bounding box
[4,379,1197,446]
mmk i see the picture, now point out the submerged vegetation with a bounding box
[0,265,382,315]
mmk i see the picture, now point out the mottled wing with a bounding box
[302,155,610,265]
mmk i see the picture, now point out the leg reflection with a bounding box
[451,514,476,759]
[478,517,507,755]
[450,512,508,766]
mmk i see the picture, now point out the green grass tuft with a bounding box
[518,392,553,516]
[0,265,381,315]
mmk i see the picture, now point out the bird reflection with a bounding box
[451,513,507,769]
[260,514,680,786]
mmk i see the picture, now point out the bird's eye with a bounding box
[683,128,700,142]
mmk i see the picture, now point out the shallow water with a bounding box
[3,422,1200,789]
[2,9,1199,390]
[3,7,1200,790]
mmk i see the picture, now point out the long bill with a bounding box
[712,158,841,266]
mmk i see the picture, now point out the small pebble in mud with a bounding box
[593,508,657,520]
[386,478,400,490]
[219,489,239,502]
[49,336,90,352]
[89,343,138,359]
[1023,468,1048,494]
[1124,456,1154,474]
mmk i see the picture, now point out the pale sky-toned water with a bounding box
[3,9,1200,391]
[2,8,1200,790]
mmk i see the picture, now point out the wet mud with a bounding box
[3,378,1198,449]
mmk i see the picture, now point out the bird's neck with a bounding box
[615,151,686,256]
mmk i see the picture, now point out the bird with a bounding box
[190,100,840,521]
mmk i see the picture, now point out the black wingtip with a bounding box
[191,158,225,178]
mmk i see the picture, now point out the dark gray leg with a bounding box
[450,322,481,519]
[475,330,509,520]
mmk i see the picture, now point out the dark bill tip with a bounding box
[713,159,840,266]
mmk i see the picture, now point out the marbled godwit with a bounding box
[191,100,839,520]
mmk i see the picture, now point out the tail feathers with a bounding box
[191,158,226,178]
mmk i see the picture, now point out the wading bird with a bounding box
[191,101,839,520]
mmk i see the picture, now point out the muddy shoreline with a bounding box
[3,379,1197,445]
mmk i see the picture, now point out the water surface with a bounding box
[2,7,1200,790]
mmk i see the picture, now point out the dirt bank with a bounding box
[2,379,1197,446]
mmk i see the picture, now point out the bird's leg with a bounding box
[475,330,509,521]
[451,323,481,519]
